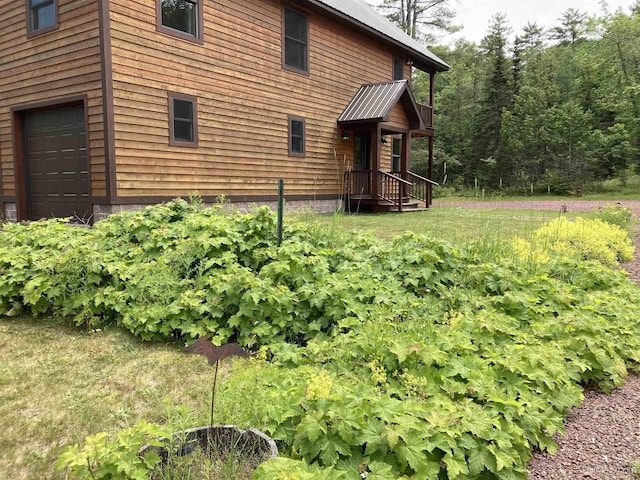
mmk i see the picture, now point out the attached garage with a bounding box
[21,104,90,221]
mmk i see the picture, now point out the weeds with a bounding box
[631,457,640,478]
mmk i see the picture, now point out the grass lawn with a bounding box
[304,206,575,242]
[432,190,640,202]
[0,205,594,479]
[0,318,222,479]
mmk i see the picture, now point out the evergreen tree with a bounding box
[413,4,639,191]
[551,8,588,47]
[472,14,513,187]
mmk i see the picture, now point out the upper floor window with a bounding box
[169,92,198,146]
[283,7,308,73]
[158,0,202,42]
[27,0,57,36]
[393,56,405,80]
[288,116,305,156]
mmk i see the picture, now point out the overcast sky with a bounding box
[445,0,635,44]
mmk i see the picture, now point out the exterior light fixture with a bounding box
[341,131,349,141]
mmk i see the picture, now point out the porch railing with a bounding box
[378,171,412,210]
[345,170,437,210]
[417,103,433,128]
[406,171,438,205]
[344,170,372,198]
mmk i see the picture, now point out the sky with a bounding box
[442,0,635,44]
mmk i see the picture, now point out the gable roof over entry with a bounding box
[338,80,424,130]
[299,0,449,72]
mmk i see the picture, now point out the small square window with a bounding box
[283,8,308,73]
[169,93,198,146]
[289,116,305,156]
[27,0,57,35]
[158,0,202,42]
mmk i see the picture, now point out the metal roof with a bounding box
[338,80,423,128]
[300,0,449,72]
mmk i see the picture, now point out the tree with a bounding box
[472,14,513,186]
[420,41,482,185]
[519,22,547,50]
[427,4,639,191]
[377,0,460,41]
[576,9,640,170]
[550,8,588,47]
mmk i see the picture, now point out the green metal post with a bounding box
[277,178,284,247]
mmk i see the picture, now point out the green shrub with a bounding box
[588,203,634,230]
[4,199,640,479]
[533,217,634,266]
[55,421,171,480]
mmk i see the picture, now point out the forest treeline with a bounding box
[387,2,640,193]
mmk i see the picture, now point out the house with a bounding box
[0,0,449,222]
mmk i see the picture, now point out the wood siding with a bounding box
[108,0,408,200]
[385,102,411,132]
[0,0,106,200]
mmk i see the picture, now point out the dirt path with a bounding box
[433,198,640,214]
[434,199,640,480]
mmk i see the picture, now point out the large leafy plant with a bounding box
[2,199,639,479]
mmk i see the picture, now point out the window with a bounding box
[393,56,405,80]
[283,7,308,73]
[288,116,305,156]
[169,93,198,146]
[158,0,202,42]
[27,0,57,35]
[392,137,402,172]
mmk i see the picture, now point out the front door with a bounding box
[353,132,372,196]
[354,132,371,170]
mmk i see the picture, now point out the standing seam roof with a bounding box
[338,80,411,123]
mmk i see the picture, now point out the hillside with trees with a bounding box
[379,1,640,194]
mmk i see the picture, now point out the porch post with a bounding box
[429,72,435,128]
[371,124,380,203]
[401,132,411,177]
[428,135,434,206]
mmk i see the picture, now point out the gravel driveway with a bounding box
[434,199,640,480]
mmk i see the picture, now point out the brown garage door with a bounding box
[24,105,90,221]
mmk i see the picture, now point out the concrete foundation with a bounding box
[3,203,17,222]
[92,198,342,222]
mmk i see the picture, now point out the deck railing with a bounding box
[344,170,372,198]
[417,103,433,128]
[378,171,412,210]
[345,170,437,210]
[406,171,438,205]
